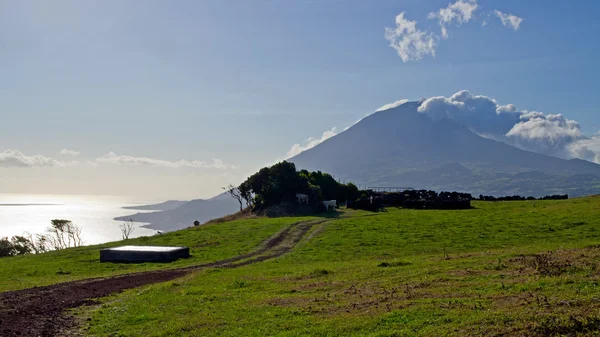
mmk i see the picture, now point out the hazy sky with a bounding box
[1,0,599,199]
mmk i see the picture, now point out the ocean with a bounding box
[0,194,162,245]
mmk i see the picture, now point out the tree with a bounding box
[10,236,33,255]
[237,161,362,210]
[223,183,244,211]
[45,219,83,250]
[0,238,13,257]
[119,219,135,240]
[23,232,48,254]
[0,236,34,257]
[240,161,308,208]
[238,181,255,208]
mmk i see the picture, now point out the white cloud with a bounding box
[0,150,63,168]
[496,104,517,114]
[417,90,521,134]
[286,127,338,158]
[506,112,581,156]
[60,149,80,156]
[568,135,600,164]
[428,0,479,38]
[494,10,523,31]
[386,3,522,62]
[384,12,437,62]
[507,112,581,143]
[413,90,594,160]
[1,149,237,170]
[376,99,409,112]
[95,152,237,169]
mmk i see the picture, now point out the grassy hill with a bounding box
[0,216,318,292]
[3,197,600,336]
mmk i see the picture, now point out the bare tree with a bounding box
[67,221,83,247]
[120,219,135,240]
[23,232,48,254]
[223,183,244,211]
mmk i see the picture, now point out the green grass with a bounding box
[0,216,316,292]
[6,197,600,336]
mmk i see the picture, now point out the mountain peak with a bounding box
[290,102,600,196]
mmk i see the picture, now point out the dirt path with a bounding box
[0,218,331,337]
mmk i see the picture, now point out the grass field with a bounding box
[0,216,317,292]
[4,197,600,336]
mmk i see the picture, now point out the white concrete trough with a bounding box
[100,245,190,263]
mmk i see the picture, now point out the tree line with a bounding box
[349,189,473,211]
[0,219,83,258]
[477,194,568,201]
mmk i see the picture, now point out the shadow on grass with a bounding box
[314,210,343,219]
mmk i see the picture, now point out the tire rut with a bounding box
[0,218,331,337]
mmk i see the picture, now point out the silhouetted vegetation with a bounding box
[348,189,473,211]
[347,190,570,211]
[119,219,135,240]
[223,183,245,211]
[478,194,568,201]
[0,236,33,257]
[44,219,83,250]
[236,161,359,211]
[0,219,83,258]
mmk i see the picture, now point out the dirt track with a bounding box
[0,219,329,337]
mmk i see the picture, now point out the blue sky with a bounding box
[1,0,599,198]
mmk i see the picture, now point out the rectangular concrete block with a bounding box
[100,245,190,263]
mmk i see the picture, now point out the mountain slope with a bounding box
[115,194,239,231]
[122,200,188,211]
[290,102,600,196]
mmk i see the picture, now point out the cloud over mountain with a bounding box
[287,128,338,158]
[376,99,410,112]
[417,90,521,135]
[506,112,580,156]
[377,90,599,162]
[568,135,600,164]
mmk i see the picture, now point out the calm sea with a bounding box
[0,194,162,245]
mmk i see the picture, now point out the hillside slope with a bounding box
[80,196,600,336]
[3,197,600,335]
